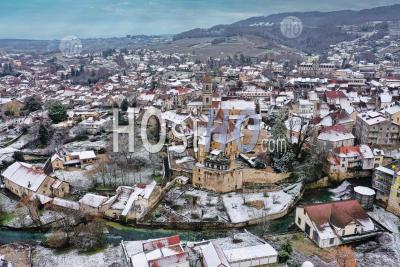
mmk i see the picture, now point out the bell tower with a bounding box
[202,76,213,113]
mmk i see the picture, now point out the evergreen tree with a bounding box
[38,124,49,146]
[48,101,68,123]
[120,98,129,112]
[13,151,24,161]
[23,96,41,112]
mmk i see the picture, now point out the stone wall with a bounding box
[328,170,372,182]
[192,165,289,193]
[305,176,330,190]
[242,168,290,184]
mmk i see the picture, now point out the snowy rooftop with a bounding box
[2,161,47,192]
[70,150,96,160]
[318,131,355,142]
[79,193,108,208]
[162,110,189,124]
[200,242,230,267]
[53,197,79,210]
[220,99,255,111]
[354,186,375,196]
[357,111,387,125]
[375,166,395,176]
[223,243,277,262]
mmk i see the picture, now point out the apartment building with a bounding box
[354,111,400,145]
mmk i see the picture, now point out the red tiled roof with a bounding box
[326,90,346,99]
[176,87,191,94]
[142,235,181,252]
[321,124,348,134]
[335,146,360,155]
[304,200,369,230]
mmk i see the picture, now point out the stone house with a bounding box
[78,193,108,216]
[101,181,161,221]
[295,200,378,248]
[317,125,355,152]
[2,161,70,198]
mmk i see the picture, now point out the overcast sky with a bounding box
[0,0,398,39]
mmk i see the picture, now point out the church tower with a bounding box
[202,76,213,113]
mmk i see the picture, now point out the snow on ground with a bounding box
[39,210,78,226]
[175,156,195,164]
[3,207,78,229]
[151,187,227,223]
[0,192,18,212]
[4,207,34,228]
[32,245,126,267]
[56,165,159,191]
[9,134,31,150]
[222,183,302,224]
[356,232,400,267]
[63,140,108,152]
[55,169,95,190]
[368,206,400,234]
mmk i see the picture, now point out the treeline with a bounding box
[62,65,111,85]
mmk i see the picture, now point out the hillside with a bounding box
[174,4,400,53]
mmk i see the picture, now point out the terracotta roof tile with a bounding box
[304,200,369,230]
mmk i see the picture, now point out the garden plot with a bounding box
[222,183,302,224]
[150,187,228,223]
[32,245,126,267]
[55,169,95,190]
[368,206,400,234]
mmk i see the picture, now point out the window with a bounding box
[298,217,301,225]
[342,230,345,236]
[329,238,334,245]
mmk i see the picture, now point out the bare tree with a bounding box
[333,245,357,267]
[287,116,312,159]
[20,195,40,225]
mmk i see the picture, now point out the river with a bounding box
[0,186,336,245]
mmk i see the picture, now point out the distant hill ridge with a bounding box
[173,4,400,52]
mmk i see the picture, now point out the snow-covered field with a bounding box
[222,183,302,223]
[151,183,302,224]
[356,207,400,266]
[368,206,400,234]
[63,140,108,152]
[356,232,400,267]
[0,192,18,212]
[151,187,227,223]
[55,169,95,190]
[32,245,126,267]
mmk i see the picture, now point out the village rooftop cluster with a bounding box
[1,15,400,267]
